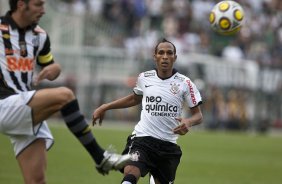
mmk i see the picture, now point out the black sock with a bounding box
[121,174,137,184]
[61,99,104,164]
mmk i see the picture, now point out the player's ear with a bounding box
[174,55,177,61]
[153,54,157,62]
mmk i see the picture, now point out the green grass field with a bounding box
[1,121,282,184]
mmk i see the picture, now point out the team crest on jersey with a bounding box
[130,151,140,161]
[0,24,9,31]
[19,41,27,56]
[144,71,155,77]
[170,82,180,94]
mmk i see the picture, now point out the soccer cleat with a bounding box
[96,151,132,175]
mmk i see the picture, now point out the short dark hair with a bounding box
[154,38,177,54]
[9,0,29,12]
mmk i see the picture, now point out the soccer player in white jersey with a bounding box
[0,0,131,183]
[93,38,203,184]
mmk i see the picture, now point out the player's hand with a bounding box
[92,106,106,126]
[33,63,61,85]
[173,117,189,135]
[33,69,48,86]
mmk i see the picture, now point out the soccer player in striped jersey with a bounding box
[0,0,131,183]
[93,38,203,184]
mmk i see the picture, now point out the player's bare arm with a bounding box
[173,106,203,135]
[92,93,142,126]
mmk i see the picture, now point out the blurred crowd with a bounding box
[59,0,282,68]
[55,0,282,131]
[0,0,280,131]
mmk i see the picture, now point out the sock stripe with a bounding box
[63,111,81,123]
[82,125,92,134]
[60,99,105,164]
[68,121,89,134]
[65,115,84,128]
[79,133,95,145]
[61,100,79,116]
[122,174,137,184]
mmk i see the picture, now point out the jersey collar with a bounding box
[155,68,178,80]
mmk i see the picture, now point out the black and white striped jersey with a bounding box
[0,12,54,99]
[133,69,202,143]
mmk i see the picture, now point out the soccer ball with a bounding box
[209,0,244,35]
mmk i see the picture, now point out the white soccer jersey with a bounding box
[133,69,202,143]
[0,12,55,156]
[0,12,54,99]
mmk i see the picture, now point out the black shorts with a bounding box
[122,135,182,184]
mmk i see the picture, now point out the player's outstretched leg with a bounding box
[60,99,131,175]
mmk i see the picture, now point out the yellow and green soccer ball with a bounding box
[209,0,244,35]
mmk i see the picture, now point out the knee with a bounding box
[123,165,141,177]
[25,174,46,184]
[57,87,76,103]
[33,176,46,184]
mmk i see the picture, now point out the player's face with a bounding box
[21,0,45,25]
[154,42,177,74]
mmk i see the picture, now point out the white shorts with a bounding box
[0,91,54,156]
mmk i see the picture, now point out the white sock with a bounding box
[150,175,156,184]
[121,182,132,184]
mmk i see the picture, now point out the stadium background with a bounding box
[1,0,281,132]
[0,0,282,184]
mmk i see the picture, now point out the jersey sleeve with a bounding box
[37,34,54,66]
[184,78,202,108]
[133,73,143,95]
